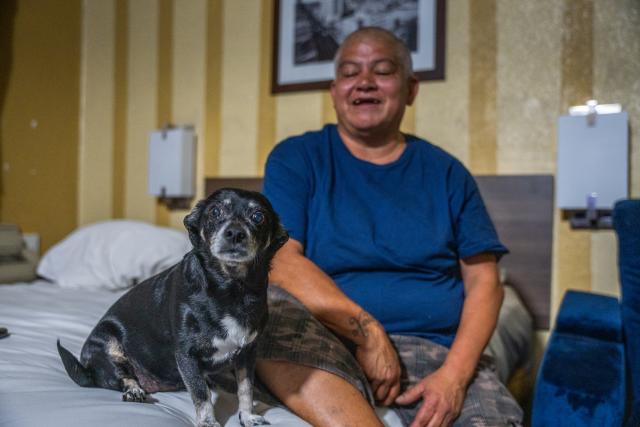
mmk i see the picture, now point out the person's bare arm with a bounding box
[269,238,402,405]
[395,253,503,426]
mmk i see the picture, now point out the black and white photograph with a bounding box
[293,0,418,65]
[273,0,445,93]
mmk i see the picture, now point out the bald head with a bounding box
[334,27,413,78]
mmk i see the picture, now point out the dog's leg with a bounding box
[103,337,146,402]
[83,334,147,402]
[121,377,146,402]
[176,351,220,427]
[235,345,269,426]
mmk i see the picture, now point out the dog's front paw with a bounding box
[239,412,270,426]
[197,421,221,427]
[122,387,146,402]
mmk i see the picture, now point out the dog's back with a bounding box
[58,262,185,392]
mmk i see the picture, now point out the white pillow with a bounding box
[38,220,192,291]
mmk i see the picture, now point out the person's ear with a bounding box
[406,75,419,106]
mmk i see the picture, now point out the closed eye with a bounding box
[373,60,397,75]
[338,62,361,78]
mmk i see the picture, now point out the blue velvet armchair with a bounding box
[532,199,640,427]
[615,200,640,426]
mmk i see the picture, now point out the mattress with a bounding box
[0,280,531,426]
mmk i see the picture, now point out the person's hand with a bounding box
[395,367,466,427]
[354,322,402,406]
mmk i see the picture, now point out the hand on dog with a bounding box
[355,324,402,406]
[395,367,466,427]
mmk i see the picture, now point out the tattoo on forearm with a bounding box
[349,311,375,338]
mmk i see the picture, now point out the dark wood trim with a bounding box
[205,177,264,196]
[415,0,446,81]
[475,175,554,329]
[270,0,282,94]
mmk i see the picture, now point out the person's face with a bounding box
[330,36,418,139]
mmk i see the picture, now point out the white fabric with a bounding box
[484,285,534,383]
[37,220,192,291]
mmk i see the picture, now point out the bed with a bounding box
[0,175,553,427]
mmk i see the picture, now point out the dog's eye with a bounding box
[211,207,222,218]
[250,211,264,225]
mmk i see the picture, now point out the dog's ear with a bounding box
[184,200,205,247]
[269,221,289,254]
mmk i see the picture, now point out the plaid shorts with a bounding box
[214,286,524,427]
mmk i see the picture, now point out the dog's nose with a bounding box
[224,226,247,244]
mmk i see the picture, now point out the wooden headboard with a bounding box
[206,175,554,329]
[475,175,553,329]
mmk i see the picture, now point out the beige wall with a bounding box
[2,0,640,323]
[0,0,81,251]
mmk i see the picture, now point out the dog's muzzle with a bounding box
[212,222,255,263]
[224,225,248,245]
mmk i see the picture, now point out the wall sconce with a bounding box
[556,100,628,229]
[148,125,196,210]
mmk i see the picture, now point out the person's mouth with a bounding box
[352,97,381,106]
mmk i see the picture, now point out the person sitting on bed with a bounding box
[254,27,524,427]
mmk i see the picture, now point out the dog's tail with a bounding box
[57,339,94,387]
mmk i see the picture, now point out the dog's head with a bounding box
[184,188,288,267]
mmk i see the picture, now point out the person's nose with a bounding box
[356,69,376,91]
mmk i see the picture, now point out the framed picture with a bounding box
[272,0,446,93]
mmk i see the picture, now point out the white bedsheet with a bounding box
[0,281,404,427]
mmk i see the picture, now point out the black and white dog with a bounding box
[57,188,288,427]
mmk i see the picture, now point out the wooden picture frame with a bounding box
[272,0,446,93]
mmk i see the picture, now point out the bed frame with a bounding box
[205,175,554,329]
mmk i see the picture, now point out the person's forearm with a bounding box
[440,256,503,387]
[269,240,385,346]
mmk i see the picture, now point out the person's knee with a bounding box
[256,360,383,427]
[256,360,312,398]
[257,360,348,401]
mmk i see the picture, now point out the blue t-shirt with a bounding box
[263,124,507,347]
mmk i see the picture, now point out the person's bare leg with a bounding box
[257,360,383,427]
